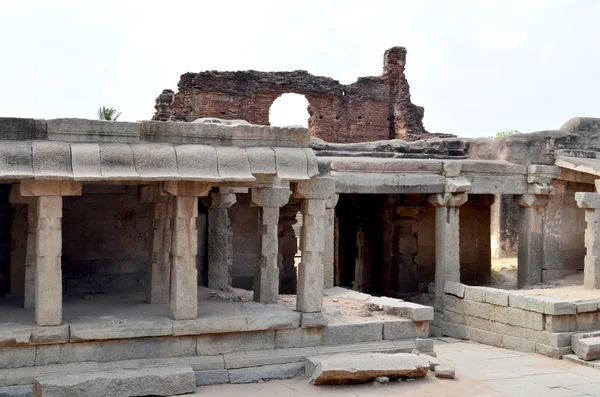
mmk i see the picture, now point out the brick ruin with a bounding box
[153,47,453,143]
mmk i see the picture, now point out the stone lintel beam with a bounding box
[20,180,82,197]
[576,192,600,209]
[292,178,336,200]
[161,181,211,197]
[515,194,549,208]
[428,192,468,207]
[442,161,462,177]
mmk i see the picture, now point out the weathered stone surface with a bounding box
[301,312,328,328]
[572,334,600,361]
[30,325,69,344]
[434,365,455,379]
[383,320,429,340]
[0,385,31,397]
[444,282,465,298]
[0,362,100,388]
[47,118,140,143]
[33,365,195,397]
[0,117,47,140]
[196,331,275,355]
[195,369,230,385]
[228,363,304,384]
[322,322,383,345]
[98,355,224,372]
[224,347,317,369]
[309,352,429,385]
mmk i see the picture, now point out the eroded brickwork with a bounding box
[156,47,452,143]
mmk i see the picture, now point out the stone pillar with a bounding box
[575,192,600,289]
[19,180,81,326]
[279,202,299,294]
[24,199,37,309]
[514,194,548,288]
[323,194,339,289]
[386,206,421,294]
[293,178,336,313]
[250,186,291,304]
[170,196,199,320]
[161,181,210,320]
[147,197,173,304]
[472,195,495,285]
[428,192,468,310]
[208,191,236,290]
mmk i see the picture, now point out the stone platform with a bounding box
[0,290,433,393]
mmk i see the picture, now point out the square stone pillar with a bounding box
[161,181,211,320]
[170,195,199,320]
[250,186,292,304]
[208,191,236,290]
[472,194,495,285]
[148,198,173,304]
[24,199,37,309]
[293,178,336,313]
[279,201,300,294]
[428,192,468,310]
[575,192,600,289]
[514,194,548,288]
[323,194,339,289]
[19,180,81,326]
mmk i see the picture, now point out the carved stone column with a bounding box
[428,192,468,310]
[293,178,336,314]
[208,190,236,290]
[19,180,82,326]
[162,181,210,320]
[514,194,549,288]
[575,191,600,289]
[279,202,299,294]
[250,186,291,304]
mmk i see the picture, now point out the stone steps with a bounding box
[0,338,433,393]
[571,331,600,361]
[563,354,600,370]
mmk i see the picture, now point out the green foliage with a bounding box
[97,106,122,121]
[493,129,520,140]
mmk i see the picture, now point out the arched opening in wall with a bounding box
[268,93,310,128]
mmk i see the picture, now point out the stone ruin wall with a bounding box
[156,47,454,143]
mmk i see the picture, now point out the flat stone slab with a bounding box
[228,362,305,384]
[572,336,600,361]
[308,352,429,385]
[33,365,195,397]
[562,354,600,370]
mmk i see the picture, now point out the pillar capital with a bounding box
[515,194,549,208]
[161,181,211,197]
[209,191,236,209]
[576,192,600,209]
[251,187,291,208]
[293,177,336,200]
[428,192,468,207]
[20,180,81,197]
[325,194,339,209]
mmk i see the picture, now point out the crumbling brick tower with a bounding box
[153,46,453,143]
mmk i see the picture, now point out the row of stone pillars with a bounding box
[16,178,335,326]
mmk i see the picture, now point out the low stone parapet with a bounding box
[441,281,600,358]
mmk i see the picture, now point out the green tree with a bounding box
[97,106,122,121]
[493,129,520,140]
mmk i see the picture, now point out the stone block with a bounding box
[572,336,600,361]
[463,286,489,303]
[322,322,383,346]
[443,295,464,314]
[445,176,471,193]
[0,346,36,369]
[543,299,577,315]
[47,118,140,143]
[195,369,230,385]
[502,335,537,353]
[70,143,102,181]
[69,318,173,342]
[491,306,544,330]
[275,328,324,349]
[545,315,578,332]
[228,362,304,384]
[0,362,101,388]
[224,347,317,369]
[98,355,224,372]
[33,365,195,397]
[485,289,510,307]
[174,144,221,181]
[576,300,600,313]
[130,143,179,180]
[301,312,328,328]
[434,365,455,379]
[463,300,492,320]
[273,148,310,180]
[293,178,336,200]
[215,147,254,181]
[20,180,81,197]
[535,343,572,359]
[30,325,69,344]
[467,327,503,348]
[0,117,47,140]
[0,385,31,397]
[508,293,545,313]
[0,141,34,179]
[309,352,429,385]
[196,331,275,355]
[383,320,429,340]
[315,341,396,355]
[443,282,465,298]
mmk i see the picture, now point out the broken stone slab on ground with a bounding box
[434,365,456,379]
[33,365,195,397]
[307,352,429,385]
[571,331,600,361]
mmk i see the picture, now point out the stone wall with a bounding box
[61,186,152,295]
[541,181,592,281]
[442,281,600,358]
[161,47,453,143]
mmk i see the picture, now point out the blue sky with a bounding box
[1,0,599,138]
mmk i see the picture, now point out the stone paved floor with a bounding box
[183,338,600,397]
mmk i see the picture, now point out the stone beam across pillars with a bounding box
[207,188,238,290]
[514,192,550,288]
[575,189,600,289]
[140,186,173,304]
[293,178,336,315]
[428,192,468,311]
[250,184,292,304]
[161,181,210,320]
[20,180,82,326]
